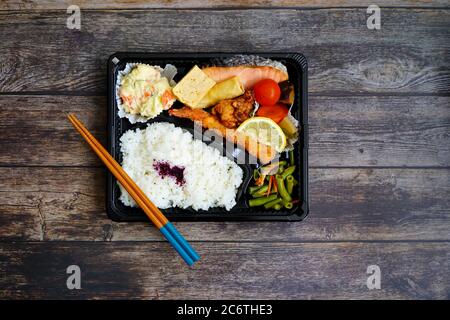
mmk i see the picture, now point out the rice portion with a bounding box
[119,122,243,211]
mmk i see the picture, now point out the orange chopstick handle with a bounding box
[69,115,169,226]
[68,115,164,228]
[68,114,200,266]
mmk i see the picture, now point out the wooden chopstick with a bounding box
[68,114,198,265]
[68,114,164,228]
[68,114,200,266]
[69,115,167,226]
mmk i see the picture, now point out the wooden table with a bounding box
[0,1,449,299]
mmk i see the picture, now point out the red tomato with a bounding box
[256,103,289,123]
[253,79,281,106]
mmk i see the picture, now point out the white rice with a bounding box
[118,122,243,211]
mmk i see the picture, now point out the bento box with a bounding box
[106,52,308,221]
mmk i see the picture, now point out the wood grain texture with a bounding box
[310,95,450,167]
[1,4,449,300]
[0,95,448,167]
[0,242,448,299]
[2,0,449,10]
[0,95,106,166]
[1,167,448,241]
[0,9,449,94]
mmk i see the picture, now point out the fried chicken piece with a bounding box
[169,106,276,164]
[211,103,236,128]
[211,90,255,129]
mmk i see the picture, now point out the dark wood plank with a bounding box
[1,167,448,241]
[0,9,449,94]
[1,95,448,167]
[2,0,449,10]
[310,95,450,167]
[0,242,448,299]
[0,95,105,166]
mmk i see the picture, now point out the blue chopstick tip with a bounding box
[160,223,200,266]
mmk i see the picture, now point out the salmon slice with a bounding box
[202,66,288,89]
[169,107,277,164]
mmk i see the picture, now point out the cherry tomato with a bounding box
[256,103,289,123]
[253,79,281,106]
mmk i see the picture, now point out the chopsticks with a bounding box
[68,114,200,266]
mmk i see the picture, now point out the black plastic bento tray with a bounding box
[107,52,308,222]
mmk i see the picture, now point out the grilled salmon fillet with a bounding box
[169,106,277,164]
[202,66,288,89]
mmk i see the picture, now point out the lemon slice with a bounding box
[236,117,287,153]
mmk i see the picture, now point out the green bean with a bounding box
[252,184,269,198]
[249,185,263,194]
[252,193,266,198]
[273,204,282,210]
[264,198,283,209]
[276,174,292,202]
[289,150,294,166]
[286,175,294,194]
[292,178,299,186]
[248,194,278,207]
[277,165,285,174]
[284,202,294,209]
[254,184,268,194]
[281,165,296,180]
[253,184,279,197]
[253,169,260,181]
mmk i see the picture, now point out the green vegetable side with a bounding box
[247,152,300,210]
